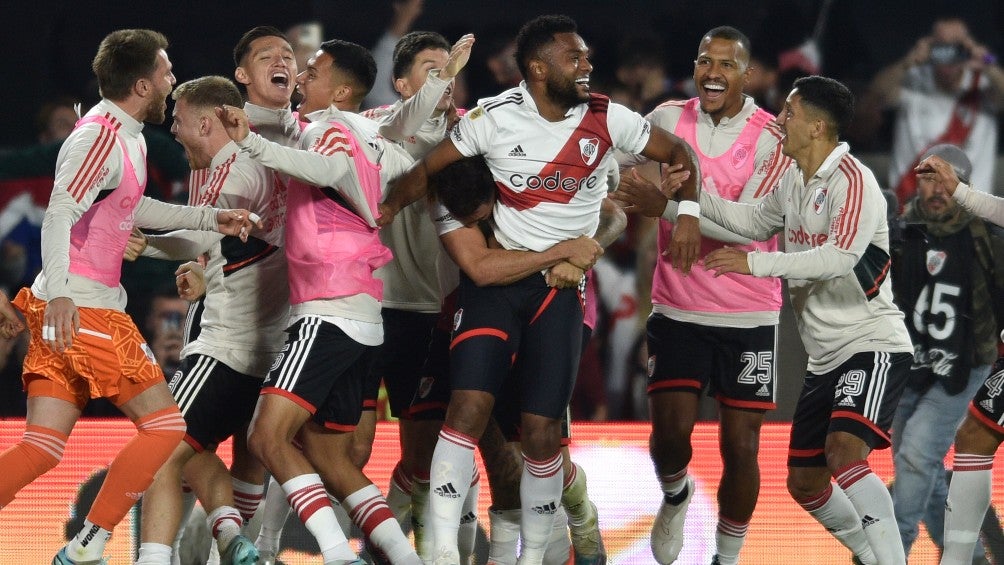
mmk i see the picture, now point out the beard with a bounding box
[145,97,167,125]
[919,198,956,222]
[546,75,588,108]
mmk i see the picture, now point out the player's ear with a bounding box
[234,67,250,86]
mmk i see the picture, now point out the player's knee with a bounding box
[823,432,869,473]
[954,416,1003,455]
[786,469,825,501]
[246,425,279,466]
[350,440,373,469]
[445,393,493,437]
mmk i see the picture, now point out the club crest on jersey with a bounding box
[731,143,751,169]
[926,250,948,275]
[453,308,464,332]
[579,137,599,166]
[813,187,828,215]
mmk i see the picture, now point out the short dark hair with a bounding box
[514,14,578,78]
[92,29,169,101]
[702,26,752,64]
[392,31,451,79]
[431,156,495,220]
[792,75,855,138]
[171,76,242,109]
[233,26,289,67]
[320,39,377,104]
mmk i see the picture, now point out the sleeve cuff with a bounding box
[952,181,972,200]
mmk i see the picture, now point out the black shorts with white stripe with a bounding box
[167,354,262,452]
[968,356,1004,435]
[262,317,371,432]
[788,351,911,467]
[646,314,778,411]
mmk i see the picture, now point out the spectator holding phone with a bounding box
[859,18,1004,206]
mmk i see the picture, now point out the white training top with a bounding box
[700,143,913,373]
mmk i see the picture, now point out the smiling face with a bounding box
[540,32,593,109]
[143,49,177,124]
[776,89,814,160]
[694,36,749,124]
[295,50,338,115]
[396,47,452,111]
[236,35,297,110]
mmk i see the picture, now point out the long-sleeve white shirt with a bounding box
[34,99,220,311]
[363,70,453,312]
[143,141,288,377]
[700,143,913,373]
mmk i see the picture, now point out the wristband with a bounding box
[984,53,998,66]
[677,200,700,218]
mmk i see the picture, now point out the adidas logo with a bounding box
[860,514,879,528]
[837,396,856,408]
[508,145,526,157]
[434,482,461,499]
[756,384,770,397]
[981,399,994,412]
[460,511,478,524]
[531,501,557,515]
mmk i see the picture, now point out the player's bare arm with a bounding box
[638,126,702,273]
[379,139,464,226]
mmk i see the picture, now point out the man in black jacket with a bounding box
[889,143,1004,562]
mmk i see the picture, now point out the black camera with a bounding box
[929,42,969,65]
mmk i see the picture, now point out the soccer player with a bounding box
[130,26,301,565]
[357,30,474,542]
[379,14,702,565]
[0,29,258,565]
[619,75,912,564]
[615,26,791,565]
[216,38,419,565]
[131,73,289,564]
[429,155,618,565]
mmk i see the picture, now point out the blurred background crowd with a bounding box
[0,0,1002,421]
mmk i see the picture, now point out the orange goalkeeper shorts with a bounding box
[12,287,165,409]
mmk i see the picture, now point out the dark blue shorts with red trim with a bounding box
[449,272,583,420]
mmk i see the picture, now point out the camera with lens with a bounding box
[929,42,970,65]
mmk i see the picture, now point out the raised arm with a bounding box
[374,34,475,141]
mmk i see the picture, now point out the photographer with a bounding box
[859,18,1004,205]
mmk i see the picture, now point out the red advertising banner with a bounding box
[1,420,1000,563]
